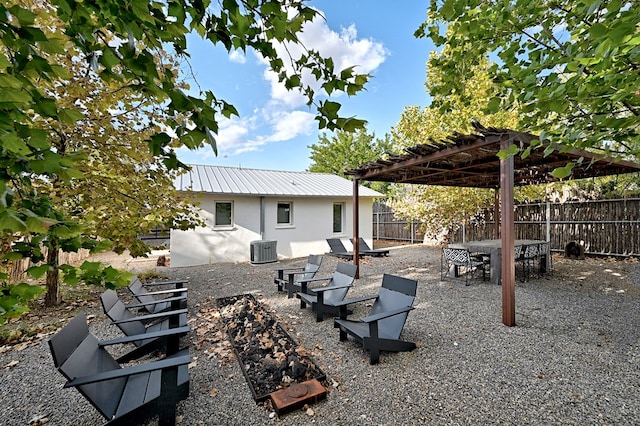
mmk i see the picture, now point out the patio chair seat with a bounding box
[297,262,357,322]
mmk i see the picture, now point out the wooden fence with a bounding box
[372,203,425,243]
[374,198,640,257]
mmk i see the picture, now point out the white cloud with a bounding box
[265,110,315,142]
[229,50,246,64]
[261,12,388,107]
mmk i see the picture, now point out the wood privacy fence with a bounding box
[372,203,425,243]
[374,198,640,257]
[7,249,90,283]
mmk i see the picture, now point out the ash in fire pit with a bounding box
[216,294,326,403]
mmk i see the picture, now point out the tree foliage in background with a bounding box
[418,0,639,167]
[388,50,543,240]
[308,128,394,194]
[0,0,370,321]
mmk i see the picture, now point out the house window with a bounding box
[214,201,233,227]
[277,202,292,225]
[333,203,344,233]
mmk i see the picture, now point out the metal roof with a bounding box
[346,123,640,188]
[174,164,382,197]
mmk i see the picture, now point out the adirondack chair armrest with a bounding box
[64,351,191,388]
[331,294,378,307]
[297,276,331,284]
[133,288,188,297]
[274,266,304,273]
[126,295,187,309]
[142,279,188,288]
[311,283,352,293]
[360,306,415,323]
[98,326,191,347]
[112,308,188,324]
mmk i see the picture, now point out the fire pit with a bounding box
[216,294,326,404]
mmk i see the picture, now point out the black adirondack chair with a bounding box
[356,237,389,257]
[326,238,362,260]
[273,254,323,298]
[333,274,418,364]
[128,276,188,315]
[296,262,358,322]
[48,312,190,426]
[100,289,189,362]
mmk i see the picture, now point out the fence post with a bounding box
[546,202,551,246]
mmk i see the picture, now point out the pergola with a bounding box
[346,123,640,326]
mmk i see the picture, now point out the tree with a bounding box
[0,0,371,321]
[418,0,640,168]
[388,50,542,240]
[308,128,394,193]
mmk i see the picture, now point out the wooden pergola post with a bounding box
[500,134,516,326]
[493,188,500,239]
[353,178,360,278]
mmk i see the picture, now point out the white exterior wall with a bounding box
[170,194,375,267]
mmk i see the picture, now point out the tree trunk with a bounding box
[44,240,60,306]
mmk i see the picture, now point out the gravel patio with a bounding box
[2,244,639,425]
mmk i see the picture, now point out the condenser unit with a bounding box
[250,240,277,264]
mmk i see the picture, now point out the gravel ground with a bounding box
[2,244,640,426]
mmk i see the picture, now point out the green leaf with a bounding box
[58,108,84,123]
[80,261,102,274]
[0,88,32,104]
[8,5,36,25]
[0,210,26,232]
[26,264,50,279]
[9,282,44,299]
[550,163,574,179]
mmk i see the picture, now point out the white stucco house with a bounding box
[170,165,382,267]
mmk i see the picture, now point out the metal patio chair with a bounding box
[441,247,487,285]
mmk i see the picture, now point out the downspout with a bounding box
[260,196,265,240]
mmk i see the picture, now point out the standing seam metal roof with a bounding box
[174,164,382,197]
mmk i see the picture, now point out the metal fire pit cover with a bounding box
[270,379,327,415]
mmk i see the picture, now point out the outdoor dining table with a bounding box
[449,239,549,285]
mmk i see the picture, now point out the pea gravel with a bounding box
[1,244,639,426]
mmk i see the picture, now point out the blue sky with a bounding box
[176,1,435,171]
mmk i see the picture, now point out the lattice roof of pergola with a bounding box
[346,124,640,188]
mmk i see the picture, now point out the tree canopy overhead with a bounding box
[419,0,639,159]
[0,0,371,321]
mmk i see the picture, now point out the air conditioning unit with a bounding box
[250,240,278,264]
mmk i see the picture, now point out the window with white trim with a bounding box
[277,202,292,225]
[333,203,344,233]
[214,201,233,227]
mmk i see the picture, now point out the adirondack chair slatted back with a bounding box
[327,238,348,254]
[100,289,147,338]
[369,274,417,340]
[129,277,170,313]
[301,254,323,281]
[357,237,371,251]
[48,312,129,419]
[323,262,357,305]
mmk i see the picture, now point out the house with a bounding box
[170,165,382,267]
